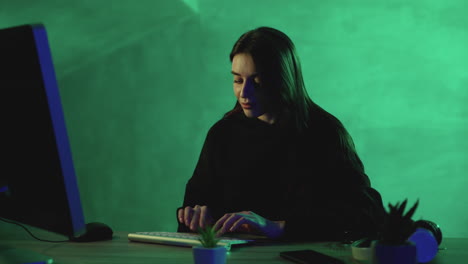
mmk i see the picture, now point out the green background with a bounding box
[1,0,467,238]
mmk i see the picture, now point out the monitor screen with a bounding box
[0,24,86,238]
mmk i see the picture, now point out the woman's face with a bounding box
[232,53,274,123]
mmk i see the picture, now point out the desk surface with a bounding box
[0,225,466,264]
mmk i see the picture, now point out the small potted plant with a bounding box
[192,226,227,264]
[373,199,419,264]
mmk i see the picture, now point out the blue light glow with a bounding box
[0,185,8,193]
[408,228,438,263]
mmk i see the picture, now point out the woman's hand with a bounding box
[213,211,285,239]
[177,205,213,232]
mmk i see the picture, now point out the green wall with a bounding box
[1,0,467,238]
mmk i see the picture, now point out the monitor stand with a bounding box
[0,246,54,264]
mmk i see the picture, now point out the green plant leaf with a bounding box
[403,199,419,220]
[396,199,407,216]
[380,199,419,245]
[197,225,220,248]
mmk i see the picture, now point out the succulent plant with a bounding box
[380,199,419,245]
[198,225,220,248]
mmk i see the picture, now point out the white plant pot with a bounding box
[373,241,417,264]
[192,246,227,264]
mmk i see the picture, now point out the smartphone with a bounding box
[280,249,345,264]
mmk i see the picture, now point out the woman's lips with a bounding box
[241,103,253,109]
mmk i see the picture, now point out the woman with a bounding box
[177,27,385,241]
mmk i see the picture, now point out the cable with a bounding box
[0,217,69,243]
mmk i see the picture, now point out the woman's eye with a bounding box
[234,79,243,84]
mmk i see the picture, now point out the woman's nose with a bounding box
[240,79,254,98]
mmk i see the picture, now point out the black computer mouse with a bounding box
[71,222,113,242]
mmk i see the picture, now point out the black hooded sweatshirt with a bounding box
[178,106,384,241]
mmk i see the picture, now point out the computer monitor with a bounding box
[0,24,86,239]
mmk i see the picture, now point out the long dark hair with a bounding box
[226,26,316,132]
[225,27,368,189]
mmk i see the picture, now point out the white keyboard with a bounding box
[128,232,253,251]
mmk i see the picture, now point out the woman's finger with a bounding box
[218,214,243,236]
[213,213,230,231]
[228,216,247,232]
[199,205,210,229]
[237,223,253,233]
[177,208,184,223]
[190,205,201,231]
[184,206,194,227]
